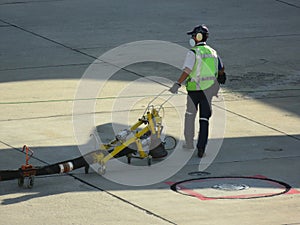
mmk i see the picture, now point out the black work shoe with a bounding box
[183,143,194,150]
[197,149,205,158]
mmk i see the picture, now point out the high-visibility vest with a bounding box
[186,45,218,91]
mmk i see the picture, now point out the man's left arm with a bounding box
[217,56,226,84]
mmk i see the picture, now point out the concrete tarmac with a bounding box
[0,0,299,224]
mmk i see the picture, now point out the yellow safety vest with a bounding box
[186,45,218,91]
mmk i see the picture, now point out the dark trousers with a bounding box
[184,83,219,150]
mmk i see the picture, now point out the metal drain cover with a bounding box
[212,183,249,191]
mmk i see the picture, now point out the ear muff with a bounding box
[196,33,203,42]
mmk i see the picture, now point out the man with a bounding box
[170,24,226,158]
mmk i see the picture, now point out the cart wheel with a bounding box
[84,165,90,174]
[163,136,177,150]
[127,155,132,164]
[18,177,24,187]
[27,176,34,189]
[147,156,152,166]
[98,164,106,175]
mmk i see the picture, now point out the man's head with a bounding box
[187,24,209,43]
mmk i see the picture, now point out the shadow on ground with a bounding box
[1,127,299,205]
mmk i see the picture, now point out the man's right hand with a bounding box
[169,82,181,94]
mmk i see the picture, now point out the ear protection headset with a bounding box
[190,32,204,47]
[195,32,203,42]
[189,25,209,42]
[188,25,209,46]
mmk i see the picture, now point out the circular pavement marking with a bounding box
[170,176,291,200]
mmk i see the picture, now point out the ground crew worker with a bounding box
[170,24,226,158]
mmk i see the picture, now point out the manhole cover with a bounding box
[212,183,249,191]
[170,176,292,200]
[188,171,211,176]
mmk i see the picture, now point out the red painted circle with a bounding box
[170,176,291,200]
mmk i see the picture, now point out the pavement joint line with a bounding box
[274,0,300,8]
[0,103,184,122]
[1,17,299,92]
[0,62,92,72]
[0,0,64,6]
[0,140,49,165]
[69,174,177,225]
[0,88,299,105]
[0,139,177,225]
[223,88,300,93]
[0,104,186,122]
[236,94,300,100]
[0,83,299,142]
[0,18,99,61]
[73,34,300,50]
[217,33,300,41]
[73,33,300,50]
[213,104,300,142]
[0,18,170,89]
[0,107,159,122]
[1,17,299,104]
[0,93,300,141]
[1,94,300,122]
[187,155,300,167]
[0,93,176,105]
[0,113,75,122]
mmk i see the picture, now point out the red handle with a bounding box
[22,145,33,165]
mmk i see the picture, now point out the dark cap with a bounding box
[187,25,209,35]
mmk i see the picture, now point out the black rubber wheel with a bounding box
[127,156,132,164]
[163,136,177,150]
[84,165,90,174]
[27,176,34,189]
[147,157,152,166]
[18,177,24,187]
